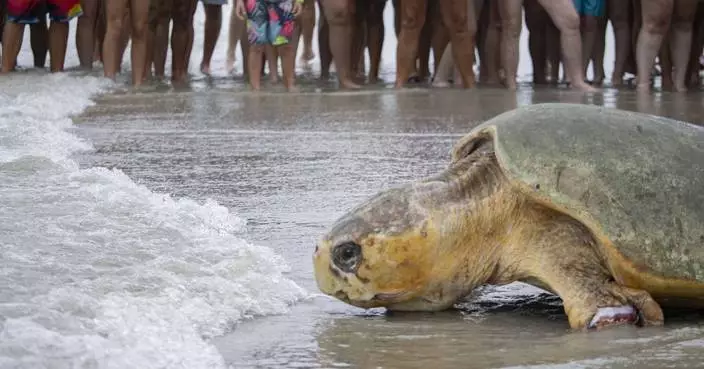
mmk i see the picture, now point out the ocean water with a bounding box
[0,21,306,369]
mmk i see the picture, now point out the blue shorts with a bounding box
[572,0,605,17]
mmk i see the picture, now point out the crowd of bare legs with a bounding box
[1,0,703,93]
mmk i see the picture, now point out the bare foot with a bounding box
[571,81,599,92]
[481,77,501,85]
[432,80,451,88]
[302,49,315,62]
[673,83,688,92]
[503,80,517,91]
[592,75,604,87]
[171,76,189,88]
[636,82,651,93]
[533,76,548,85]
[458,76,474,88]
[407,74,422,84]
[286,84,300,92]
[225,57,235,75]
[200,64,211,75]
[340,78,361,89]
[611,75,623,87]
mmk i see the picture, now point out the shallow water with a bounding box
[2,3,704,369]
[72,84,704,369]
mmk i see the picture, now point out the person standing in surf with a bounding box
[102,0,149,86]
[198,0,227,75]
[235,0,303,91]
[2,0,82,73]
[76,0,100,70]
[6,4,51,70]
[2,0,81,73]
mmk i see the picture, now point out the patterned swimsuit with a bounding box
[245,0,296,46]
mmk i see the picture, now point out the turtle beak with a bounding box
[313,239,339,296]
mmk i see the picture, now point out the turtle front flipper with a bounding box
[511,208,665,331]
[584,284,664,330]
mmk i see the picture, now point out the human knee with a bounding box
[106,7,124,26]
[643,14,670,34]
[131,20,148,39]
[106,17,123,35]
[172,12,192,32]
[500,15,521,37]
[400,9,426,30]
[324,1,352,26]
[443,12,472,35]
[501,20,520,38]
[559,11,580,33]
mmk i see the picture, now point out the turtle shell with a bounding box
[451,103,704,287]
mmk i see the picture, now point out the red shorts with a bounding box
[7,0,82,24]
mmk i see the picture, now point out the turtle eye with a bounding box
[332,242,362,273]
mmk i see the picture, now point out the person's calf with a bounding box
[277,44,297,91]
[2,22,24,73]
[49,21,69,72]
[247,45,266,90]
[201,2,223,75]
[300,0,316,61]
[30,21,49,68]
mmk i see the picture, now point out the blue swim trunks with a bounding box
[572,0,605,17]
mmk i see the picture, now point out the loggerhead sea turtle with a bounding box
[313,103,704,330]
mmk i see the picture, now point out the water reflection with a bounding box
[315,291,704,369]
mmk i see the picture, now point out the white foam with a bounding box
[0,69,305,369]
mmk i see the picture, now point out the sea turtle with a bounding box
[313,103,704,330]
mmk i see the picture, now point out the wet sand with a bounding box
[74,82,704,369]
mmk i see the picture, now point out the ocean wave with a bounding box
[0,72,306,368]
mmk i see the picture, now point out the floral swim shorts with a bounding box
[246,0,296,46]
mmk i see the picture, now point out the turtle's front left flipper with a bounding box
[512,210,665,330]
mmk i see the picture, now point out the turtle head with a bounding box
[313,183,473,312]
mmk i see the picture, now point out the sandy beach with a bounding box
[1,3,703,368]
